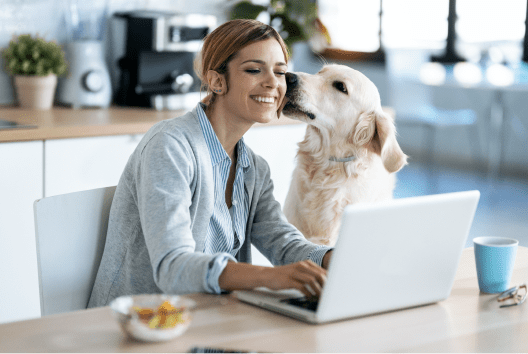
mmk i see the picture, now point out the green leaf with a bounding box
[8,58,18,72]
[17,42,27,58]
[1,33,68,76]
[230,1,267,20]
[22,60,31,73]
[272,13,306,48]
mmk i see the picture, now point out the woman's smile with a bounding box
[250,95,277,104]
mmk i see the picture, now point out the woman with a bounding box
[88,19,333,308]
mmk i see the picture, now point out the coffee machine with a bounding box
[112,11,216,110]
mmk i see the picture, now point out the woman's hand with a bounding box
[262,260,327,297]
[218,260,327,298]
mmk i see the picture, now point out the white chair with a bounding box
[33,186,116,316]
[499,88,528,175]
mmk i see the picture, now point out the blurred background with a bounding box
[0,0,527,247]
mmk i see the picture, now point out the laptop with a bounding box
[235,190,480,324]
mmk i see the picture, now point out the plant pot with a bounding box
[14,74,58,110]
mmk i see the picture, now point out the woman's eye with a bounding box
[245,69,260,74]
[275,72,286,76]
[332,81,348,94]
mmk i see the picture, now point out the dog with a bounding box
[281,64,408,246]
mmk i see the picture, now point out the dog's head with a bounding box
[282,64,407,173]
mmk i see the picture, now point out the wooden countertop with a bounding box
[0,105,395,143]
[0,106,303,143]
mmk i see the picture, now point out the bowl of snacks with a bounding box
[110,294,196,342]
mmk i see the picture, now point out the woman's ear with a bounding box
[206,70,227,95]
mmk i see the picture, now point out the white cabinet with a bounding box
[0,124,305,321]
[0,141,43,324]
[243,123,307,267]
[44,135,143,197]
[244,124,306,206]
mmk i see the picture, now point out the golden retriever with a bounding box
[282,64,408,246]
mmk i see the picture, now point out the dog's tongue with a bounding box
[277,97,289,119]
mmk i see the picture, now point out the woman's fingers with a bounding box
[301,260,328,285]
[263,260,328,297]
[285,260,327,297]
[292,280,317,298]
[292,266,325,296]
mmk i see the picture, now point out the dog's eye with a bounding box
[332,81,348,94]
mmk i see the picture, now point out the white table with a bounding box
[0,247,527,352]
[425,62,528,180]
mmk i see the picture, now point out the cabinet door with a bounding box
[44,135,143,197]
[244,124,306,206]
[0,141,43,324]
[243,124,307,267]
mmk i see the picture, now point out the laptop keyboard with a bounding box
[280,297,319,311]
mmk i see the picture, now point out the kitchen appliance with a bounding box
[57,0,112,108]
[112,11,216,111]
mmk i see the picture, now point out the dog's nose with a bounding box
[286,72,298,89]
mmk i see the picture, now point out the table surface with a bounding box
[0,246,526,352]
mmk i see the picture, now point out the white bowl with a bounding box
[110,294,196,342]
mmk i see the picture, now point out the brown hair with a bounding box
[195,19,289,103]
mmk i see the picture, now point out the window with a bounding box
[317,0,528,63]
[456,0,526,64]
[382,0,448,50]
[318,0,381,52]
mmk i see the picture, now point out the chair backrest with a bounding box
[385,48,432,116]
[33,186,116,316]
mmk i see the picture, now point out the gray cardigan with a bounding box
[87,105,330,308]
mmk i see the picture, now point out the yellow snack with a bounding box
[148,314,161,329]
[158,300,175,312]
[133,300,187,329]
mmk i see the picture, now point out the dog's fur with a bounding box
[282,64,408,246]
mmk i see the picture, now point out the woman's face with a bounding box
[223,38,287,125]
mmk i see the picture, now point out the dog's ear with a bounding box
[352,110,408,173]
[352,111,377,147]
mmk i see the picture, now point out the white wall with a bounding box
[2,1,527,176]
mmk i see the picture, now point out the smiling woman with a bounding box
[87,19,334,309]
[205,39,288,129]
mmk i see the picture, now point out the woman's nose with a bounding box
[264,70,280,88]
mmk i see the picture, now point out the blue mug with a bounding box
[473,237,518,294]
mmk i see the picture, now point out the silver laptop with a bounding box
[235,190,480,324]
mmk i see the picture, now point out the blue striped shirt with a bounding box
[197,103,330,294]
[197,104,248,293]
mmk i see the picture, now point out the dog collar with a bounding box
[329,156,357,163]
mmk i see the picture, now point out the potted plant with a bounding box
[2,34,68,109]
[229,0,331,59]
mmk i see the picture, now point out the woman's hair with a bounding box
[194,19,289,102]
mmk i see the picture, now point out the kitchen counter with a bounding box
[0,106,303,143]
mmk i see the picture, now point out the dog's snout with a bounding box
[286,72,298,89]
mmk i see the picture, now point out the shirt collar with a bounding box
[237,136,251,172]
[197,103,251,171]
